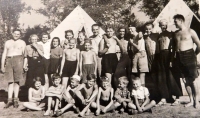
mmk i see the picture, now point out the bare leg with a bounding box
[128,102,136,109]
[193,79,200,108]
[60,103,74,113]
[44,97,52,115]
[8,83,14,99]
[54,98,60,112]
[143,100,156,111]
[14,83,19,98]
[140,73,145,86]
[62,77,69,89]
[106,102,120,112]
[44,74,49,91]
[184,78,194,107]
[23,102,43,111]
[105,73,112,84]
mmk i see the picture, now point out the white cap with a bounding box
[71,75,81,81]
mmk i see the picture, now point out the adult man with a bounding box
[172,14,200,108]
[89,24,102,78]
[156,19,182,106]
[114,27,131,88]
[1,29,26,108]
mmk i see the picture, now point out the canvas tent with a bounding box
[153,0,200,37]
[50,5,105,42]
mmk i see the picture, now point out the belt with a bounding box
[7,55,22,58]
[176,48,193,54]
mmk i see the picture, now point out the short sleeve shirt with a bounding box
[24,44,43,58]
[131,86,149,99]
[115,88,130,99]
[50,47,63,58]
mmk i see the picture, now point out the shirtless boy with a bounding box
[60,38,80,88]
[172,14,200,108]
[95,76,114,115]
[75,74,98,117]
[1,29,26,108]
[99,27,122,83]
[80,39,97,83]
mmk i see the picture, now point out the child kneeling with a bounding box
[130,77,156,113]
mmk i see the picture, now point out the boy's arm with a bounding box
[79,51,83,76]
[59,50,65,76]
[74,84,85,100]
[114,89,123,102]
[98,38,108,56]
[141,95,150,108]
[88,84,98,102]
[133,95,142,112]
[1,41,7,73]
[191,29,200,55]
[105,88,114,109]
[93,52,97,75]
[113,36,125,53]
[124,91,131,102]
[75,49,80,75]
[96,87,102,110]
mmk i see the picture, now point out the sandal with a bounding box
[156,101,166,106]
[171,100,180,106]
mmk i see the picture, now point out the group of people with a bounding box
[1,14,200,117]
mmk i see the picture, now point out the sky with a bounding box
[18,0,149,28]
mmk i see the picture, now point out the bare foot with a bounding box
[44,110,51,116]
[79,112,84,117]
[195,102,200,109]
[184,102,194,107]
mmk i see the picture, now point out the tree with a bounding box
[139,0,199,19]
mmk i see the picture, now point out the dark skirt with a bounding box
[49,58,61,74]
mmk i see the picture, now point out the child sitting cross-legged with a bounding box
[75,74,98,117]
[105,76,134,114]
[55,75,81,117]
[44,73,64,116]
[23,77,46,111]
[130,77,156,114]
[94,76,114,116]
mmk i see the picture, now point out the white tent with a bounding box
[153,0,200,33]
[50,5,105,42]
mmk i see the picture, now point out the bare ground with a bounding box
[0,73,200,118]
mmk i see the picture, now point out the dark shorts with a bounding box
[81,64,95,83]
[100,99,110,106]
[62,60,77,77]
[26,57,45,87]
[43,58,50,74]
[49,58,60,74]
[102,53,118,73]
[176,49,199,81]
[4,55,23,84]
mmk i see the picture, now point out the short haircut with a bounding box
[105,26,114,31]
[92,24,100,28]
[84,39,92,45]
[29,34,39,42]
[132,77,141,82]
[52,73,61,81]
[118,76,129,85]
[145,22,154,28]
[65,30,74,38]
[33,77,42,84]
[13,28,22,34]
[51,37,60,48]
[87,74,96,81]
[41,32,51,39]
[100,76,109,82]
[173,14,185,22]
[118,27,126,32]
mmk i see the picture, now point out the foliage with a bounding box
[139,0,199,19]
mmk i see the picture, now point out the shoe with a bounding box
[74,107,80,114]
[13,100,19,108]
[119,108,124,114]
[55,110,63,117]
[4,101,13,109]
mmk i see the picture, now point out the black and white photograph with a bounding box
[1,0,200,117]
